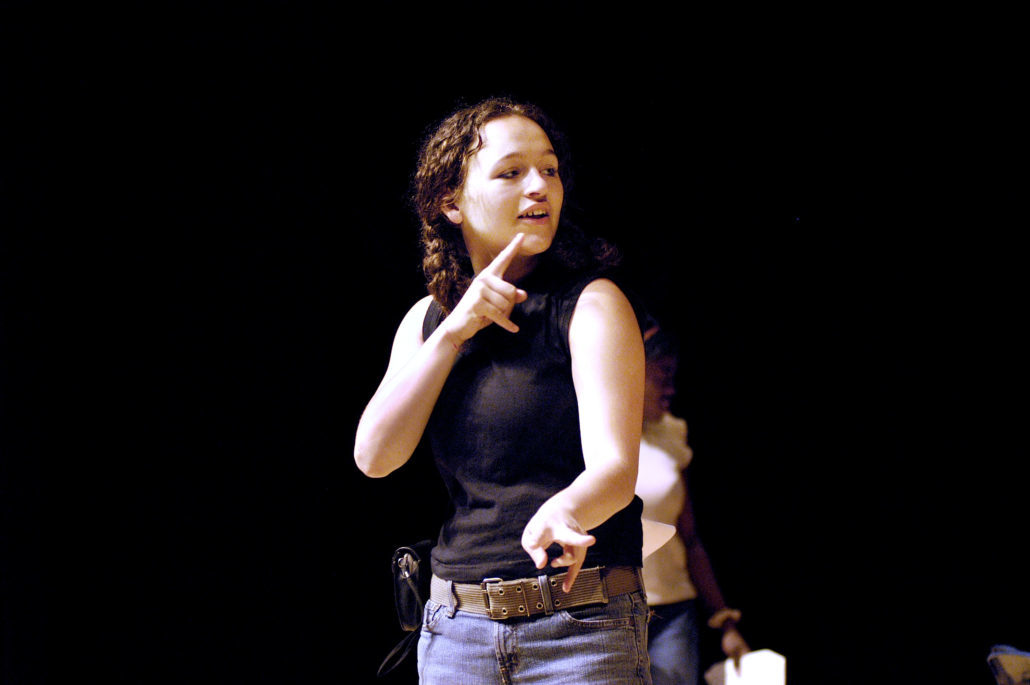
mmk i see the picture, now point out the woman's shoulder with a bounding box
[577,275,631,299]
[567,270,647,332]
[399,294,434,324]
[388,294,435,345]
[408,295,441,342]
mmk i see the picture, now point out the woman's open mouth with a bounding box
[518,208,550,221]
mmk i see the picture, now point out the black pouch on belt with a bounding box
[377,540,433,678]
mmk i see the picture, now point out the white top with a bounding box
[635,412,697,605]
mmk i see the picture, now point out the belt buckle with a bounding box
[480,577,507,620]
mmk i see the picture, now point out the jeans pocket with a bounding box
[559,599,634,630]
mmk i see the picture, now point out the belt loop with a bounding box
[446,579,459,618]
[537,574,554,615]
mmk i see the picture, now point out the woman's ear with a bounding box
[442,199,463,225]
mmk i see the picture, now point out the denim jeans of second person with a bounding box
[646,599,700,685]
[417,588,653,685]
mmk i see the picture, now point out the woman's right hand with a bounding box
[441,233,529,345]
[354,232,529,477]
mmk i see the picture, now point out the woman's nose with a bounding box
[524,168,549,196]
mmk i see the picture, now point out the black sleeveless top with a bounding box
[422,265,644,582]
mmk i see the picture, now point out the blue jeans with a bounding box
[647,600,700,685]
[417,589,653,684]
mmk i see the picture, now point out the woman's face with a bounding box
[643,356,677,423]
[444,115,564,277]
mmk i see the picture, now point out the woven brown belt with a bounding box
[429,566,642,620]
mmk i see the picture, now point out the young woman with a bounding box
[636,324,750,685]
[355,97,651,684]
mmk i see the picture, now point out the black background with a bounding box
[2,5,1025,684]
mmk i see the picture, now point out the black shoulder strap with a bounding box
[421,298,445,342]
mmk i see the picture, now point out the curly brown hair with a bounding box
[412,97,619,312]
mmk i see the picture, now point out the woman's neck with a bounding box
[502,254,540,284]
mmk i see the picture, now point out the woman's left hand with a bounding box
[722,627,751,669]
[521,500,596,593]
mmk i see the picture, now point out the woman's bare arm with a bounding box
[354,234,529,478]
[522,278,645,590]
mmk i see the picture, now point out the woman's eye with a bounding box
[498,165,558,179]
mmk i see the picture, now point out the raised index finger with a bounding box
[482,232,525,278]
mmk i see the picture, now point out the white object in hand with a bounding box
[704,649,786,685]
